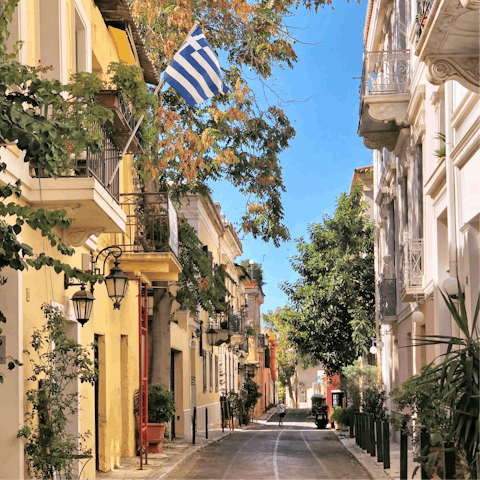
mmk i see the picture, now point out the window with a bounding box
[215,355,218,392]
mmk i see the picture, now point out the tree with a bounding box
[241,260,265,290]
[263,306,306,406]
[280,182,375,375]
[0,0,103,382]
[17,305,97,480]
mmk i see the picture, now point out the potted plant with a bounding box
[134,384,175,454]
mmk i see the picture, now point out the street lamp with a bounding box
[65,246,129,325]
[206,327,218,347]
[442,277,461,299]
[71,284,95,326]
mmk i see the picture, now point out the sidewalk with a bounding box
[96,428,233,480]
[334,430,421,480]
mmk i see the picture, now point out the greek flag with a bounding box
[164,27,229,107]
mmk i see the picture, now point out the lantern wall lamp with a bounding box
[64,246,129,326]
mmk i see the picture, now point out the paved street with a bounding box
[167,409,371,479]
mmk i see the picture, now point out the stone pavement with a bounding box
[334,429,421,480]
[96,409,277,480]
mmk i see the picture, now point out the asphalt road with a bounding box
[167,409,371,479]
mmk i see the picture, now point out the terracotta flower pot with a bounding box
[147,422,167,453]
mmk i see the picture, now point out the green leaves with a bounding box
[279,182,375,374]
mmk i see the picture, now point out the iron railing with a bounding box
[361,50,410,97]
[119,192,179,256]
[400,238,423,292]
[34,126,121,202]
[415,0,433,43]
[208,311,245,334]
[379,278,397,317]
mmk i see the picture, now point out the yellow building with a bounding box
[0,0,180,478]
[171,195,252,438]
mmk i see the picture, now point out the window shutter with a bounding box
[215,355,219,392]
[203,351,207,393]
[209,351,213,392]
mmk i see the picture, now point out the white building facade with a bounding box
[358,0,479,417]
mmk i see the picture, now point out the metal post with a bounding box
[354,414,358,444]
[364,414,369,452]
[383,421,390,469]
[444,442,455,479]
[360,414,364,449]
[192,407,196,445]
[376,420,383,463]
[370,414,376,457]
[400,423,408,480]
[221,399,224,433]
[205,407,208,440]
[350,419,354,438]
[420,427,429,480]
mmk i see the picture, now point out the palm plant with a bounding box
[415,280,479,478]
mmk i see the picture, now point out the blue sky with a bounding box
[210,1,372,318]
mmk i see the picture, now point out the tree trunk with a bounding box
[148,281,173,388]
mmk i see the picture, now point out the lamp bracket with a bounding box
[91,246,124,276]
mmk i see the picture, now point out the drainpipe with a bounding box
[445,81,457,276]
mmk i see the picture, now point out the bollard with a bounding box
[355,414,359,445]
[383,421,390,469]
[366,414,372,455]
[444,442,455,480]
[205,407,208,440]
[420,427,429,480]
[400,421,408,480]
[369,414,376,457]
[221,401,224,433]
[376,420,383,463]
[192,406,196,445]
[362,414,367,451]
[350,418,354,438]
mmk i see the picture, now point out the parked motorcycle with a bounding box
[311,394,328,429]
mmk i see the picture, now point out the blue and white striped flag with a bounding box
[164,27,229,107]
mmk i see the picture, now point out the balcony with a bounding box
[399,238,424,301]
[358,50,410,151]
[378,278,397,319]
[415,0,479,92]
[208,311,246,347]
[30,128,126,246]
[117,192,181,282]
[95,90,144,154]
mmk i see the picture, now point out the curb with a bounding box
[334,431,393,480]
[155,431,232,479]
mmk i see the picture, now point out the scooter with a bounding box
[313,404,328,429]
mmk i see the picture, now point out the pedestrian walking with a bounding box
[276,402,286,426]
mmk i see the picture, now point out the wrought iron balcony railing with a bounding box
[96,90,143,154]
[399,238,424,295]
[379,278,397,317]
[208,311,246,335]
[119,192,179,257]
[415,0,433,43]
[34,126,121,202]
[360,50,410,98]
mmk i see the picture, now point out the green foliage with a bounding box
[434,132,446,159]
[174,220,230,316]
[280,182,376,374]
[341,359,385,419]
[230,377,262,423]
[241,260,265,290]
[331,407,351,426]
[412,283,479,477]
[134,384,175,423]
[389,365,450,441]
[17,304,97,480]
[246,325,257,337]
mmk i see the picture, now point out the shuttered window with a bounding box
[203,351,207,393]
[215,355,219,392]
[209,352,213,392]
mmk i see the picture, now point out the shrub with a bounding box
[134,384,175,424]
[331,407,353,426]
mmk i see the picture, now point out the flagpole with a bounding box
[107,21,200,186]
